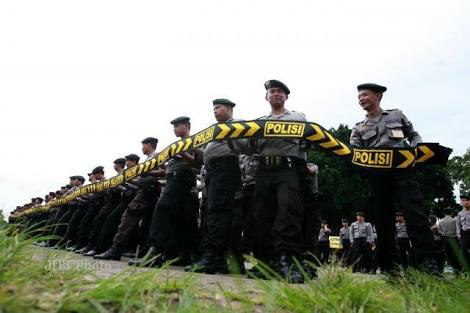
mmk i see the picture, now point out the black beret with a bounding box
[357,83,387,93]
[213,98,236,107]
[170,116,190,125]
[395,212,404,216]
[49,192,56,196]
[264,79,290,95]
[356,211,365,217]
[75,176,85,183]
[92,166,105,174]
[125,154,140,163]
[36,197,44,202]
[342,219,349,223]
[141,137,158,145]
[460,192,470,200]
[65,184,72,189]
[113,158,126,167]
[56,190,63,195]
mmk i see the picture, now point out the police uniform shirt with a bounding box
[395,222,409,239]
[350,109,422,148]
[203,118,247,166]
[350,221,374,243]
[318,228,331,242]
[257,109,307,159]
[439,216,458,237]
[340,226,350,241]
[240,154,259,186]
[456,209,470,237]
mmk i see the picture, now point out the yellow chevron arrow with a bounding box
[175,140,185,153]
[216,124,231,139]
[245,122,260,136]
[319,132,339,148]
[333,142,351,155]
[397,150,415,168]
[230,123,245,138]
[183,137,192,151]
[171,143,177,156]
[416,145,435,163]
[306,124,325,141]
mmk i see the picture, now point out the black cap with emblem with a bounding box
[113,158,126,167]
[125,153,140,163]
[264,79,290,95]
[170,116,190,125]
[213,98,236,107]
[141,137,158,145]
[357,83,387,93]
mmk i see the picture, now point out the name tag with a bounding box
[391,129,404,139]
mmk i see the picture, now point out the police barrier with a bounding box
[11,120,451,220]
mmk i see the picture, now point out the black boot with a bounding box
[278,254,304,284]
[94,246,121,261]
[84,249,97,257]
[184,252,228,274]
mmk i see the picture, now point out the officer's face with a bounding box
[142,143,153,155]
[266,87,287,107]
[358,90,381,111]
[356,215,364,222]
[173,122,189,137]
[213,104,232,122]
[462,198,470,209]
[126,160,137,168]
[94,172,104,180]
[396,215,404,222]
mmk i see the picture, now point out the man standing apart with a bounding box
[350,83,442,275]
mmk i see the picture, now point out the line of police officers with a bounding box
[14,80,469,283]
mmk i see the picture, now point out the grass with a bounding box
[1,224,469,313]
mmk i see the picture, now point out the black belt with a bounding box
[166,170,192,178]
[207,156,238,169]
[259,156,297,168]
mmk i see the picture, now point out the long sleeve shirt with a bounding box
[456,209,470,238]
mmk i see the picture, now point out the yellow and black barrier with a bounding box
[10,119,451,220]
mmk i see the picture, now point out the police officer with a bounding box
[95,137,162,260]
[439,207,462,273]
[87,154,140,256]
[457,193,470,271]
[339,219,351,263]
[350,83,441,275]
[130,116,202,267]
[251,80,307,283]
[186,99,243,274]
[350,212,374,273]
[318,220,331,264]
[395,212,411,269]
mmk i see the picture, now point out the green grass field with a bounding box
[1,225,469,313]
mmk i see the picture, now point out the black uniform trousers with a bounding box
[442,236,463,273]
[203,157,241,256]
[396,237,411,269]
[318,240,330,264]
[112,186,159,251]
[368,171,441,271]
[350,237,371,273]
[460,231,470,271]
[76,196,106,247]
[87,193,121,249]
[62,202,89,244]
[231,183,256,258]
[340,239,351,263]
[253,165,303,260]
[147,170,198,259]
[94,193,134,253]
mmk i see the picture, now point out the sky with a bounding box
[1,0,469,217]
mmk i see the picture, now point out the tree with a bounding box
[447,147,470,194]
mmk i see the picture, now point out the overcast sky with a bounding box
[1,0,469,216]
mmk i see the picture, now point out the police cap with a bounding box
[125,154,140,163]
[113,158,126,167]
[212,98,236,107]
[170,116,190,125]
[141,137,158,145]
[356,211,365,217]
[36,197,44,202]
[460,192,470,200]
[92,166,105,175]
[75,175,85,183]
[357,83,387,93]
[65,184,72,189]
[264,79,290,95]
[395,211,404,216]
[342,218,349,223]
